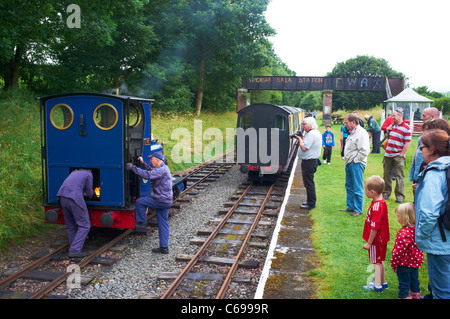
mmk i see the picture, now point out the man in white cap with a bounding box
[127,152,173,254]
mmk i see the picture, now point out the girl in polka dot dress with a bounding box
[391,203,424,299]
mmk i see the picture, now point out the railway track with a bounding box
[157,147,298,299]
[0,229,132,299]
[158,179,289,299]
[0,156,235,299]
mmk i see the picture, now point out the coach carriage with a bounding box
[236,103,303,181]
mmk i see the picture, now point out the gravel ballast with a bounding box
[64,164,248,299]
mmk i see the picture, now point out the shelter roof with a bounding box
[385,87,433,103]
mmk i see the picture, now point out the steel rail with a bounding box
[28,228,133,299]
[0,243,70,290]
[160,182,253,299]
[176,162,231,199]
[216,183,274,299]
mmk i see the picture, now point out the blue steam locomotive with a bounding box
[39,93,186,229]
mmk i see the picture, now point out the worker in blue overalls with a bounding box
[57,169,94,258]
[127,152,173,254]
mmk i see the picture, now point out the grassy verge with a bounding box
[310,121,428,299]
[0,89,53,248]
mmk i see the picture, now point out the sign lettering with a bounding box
[242,76,401,93]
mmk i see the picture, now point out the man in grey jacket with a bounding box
[341,114,370,216]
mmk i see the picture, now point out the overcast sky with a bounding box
[265,0,450,93]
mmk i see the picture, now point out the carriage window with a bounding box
[93,103,118,130]
[239,113,252,130]
[50,104,74,130]
[274,114,286,130]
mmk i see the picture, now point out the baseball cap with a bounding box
[148,152,164,160]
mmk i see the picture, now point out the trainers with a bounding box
[382,282,389,289]
[363,282,383,292]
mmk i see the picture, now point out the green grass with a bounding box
[152,111,238,172]
[0,89,53,248]
[310,121,428,299]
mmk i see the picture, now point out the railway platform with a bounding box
[255,156,318,299]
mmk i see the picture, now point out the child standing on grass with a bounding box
[391,203,423,299]
[322,124,334,164]
[362,175,390,293]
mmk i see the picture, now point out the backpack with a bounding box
[438,166,450,241]
[423,166,450,242]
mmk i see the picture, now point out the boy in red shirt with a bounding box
[362,175,390,293]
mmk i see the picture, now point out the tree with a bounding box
[49,0,156,93]
[180,0,275,116]
[0,1,57,89]
[327,55,405,111]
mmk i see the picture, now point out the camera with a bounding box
[289,130,303,139]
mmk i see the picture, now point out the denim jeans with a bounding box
[345,162,365,213]
[135,196,172,247]
[426,253,450,299]
[396,266,420,298]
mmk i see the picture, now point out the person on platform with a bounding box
[414,129,450,299]
[57,169,94,258]
[364,114,381,153]
[341,114,370,216]
[362,175,390,293]
[383,107,412,203]
[340,124,349,159]
[127,152,173,254]
[391,203,424,299]
[409,107,440,185]
[322,124,335,164]
[295,117,322,210]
